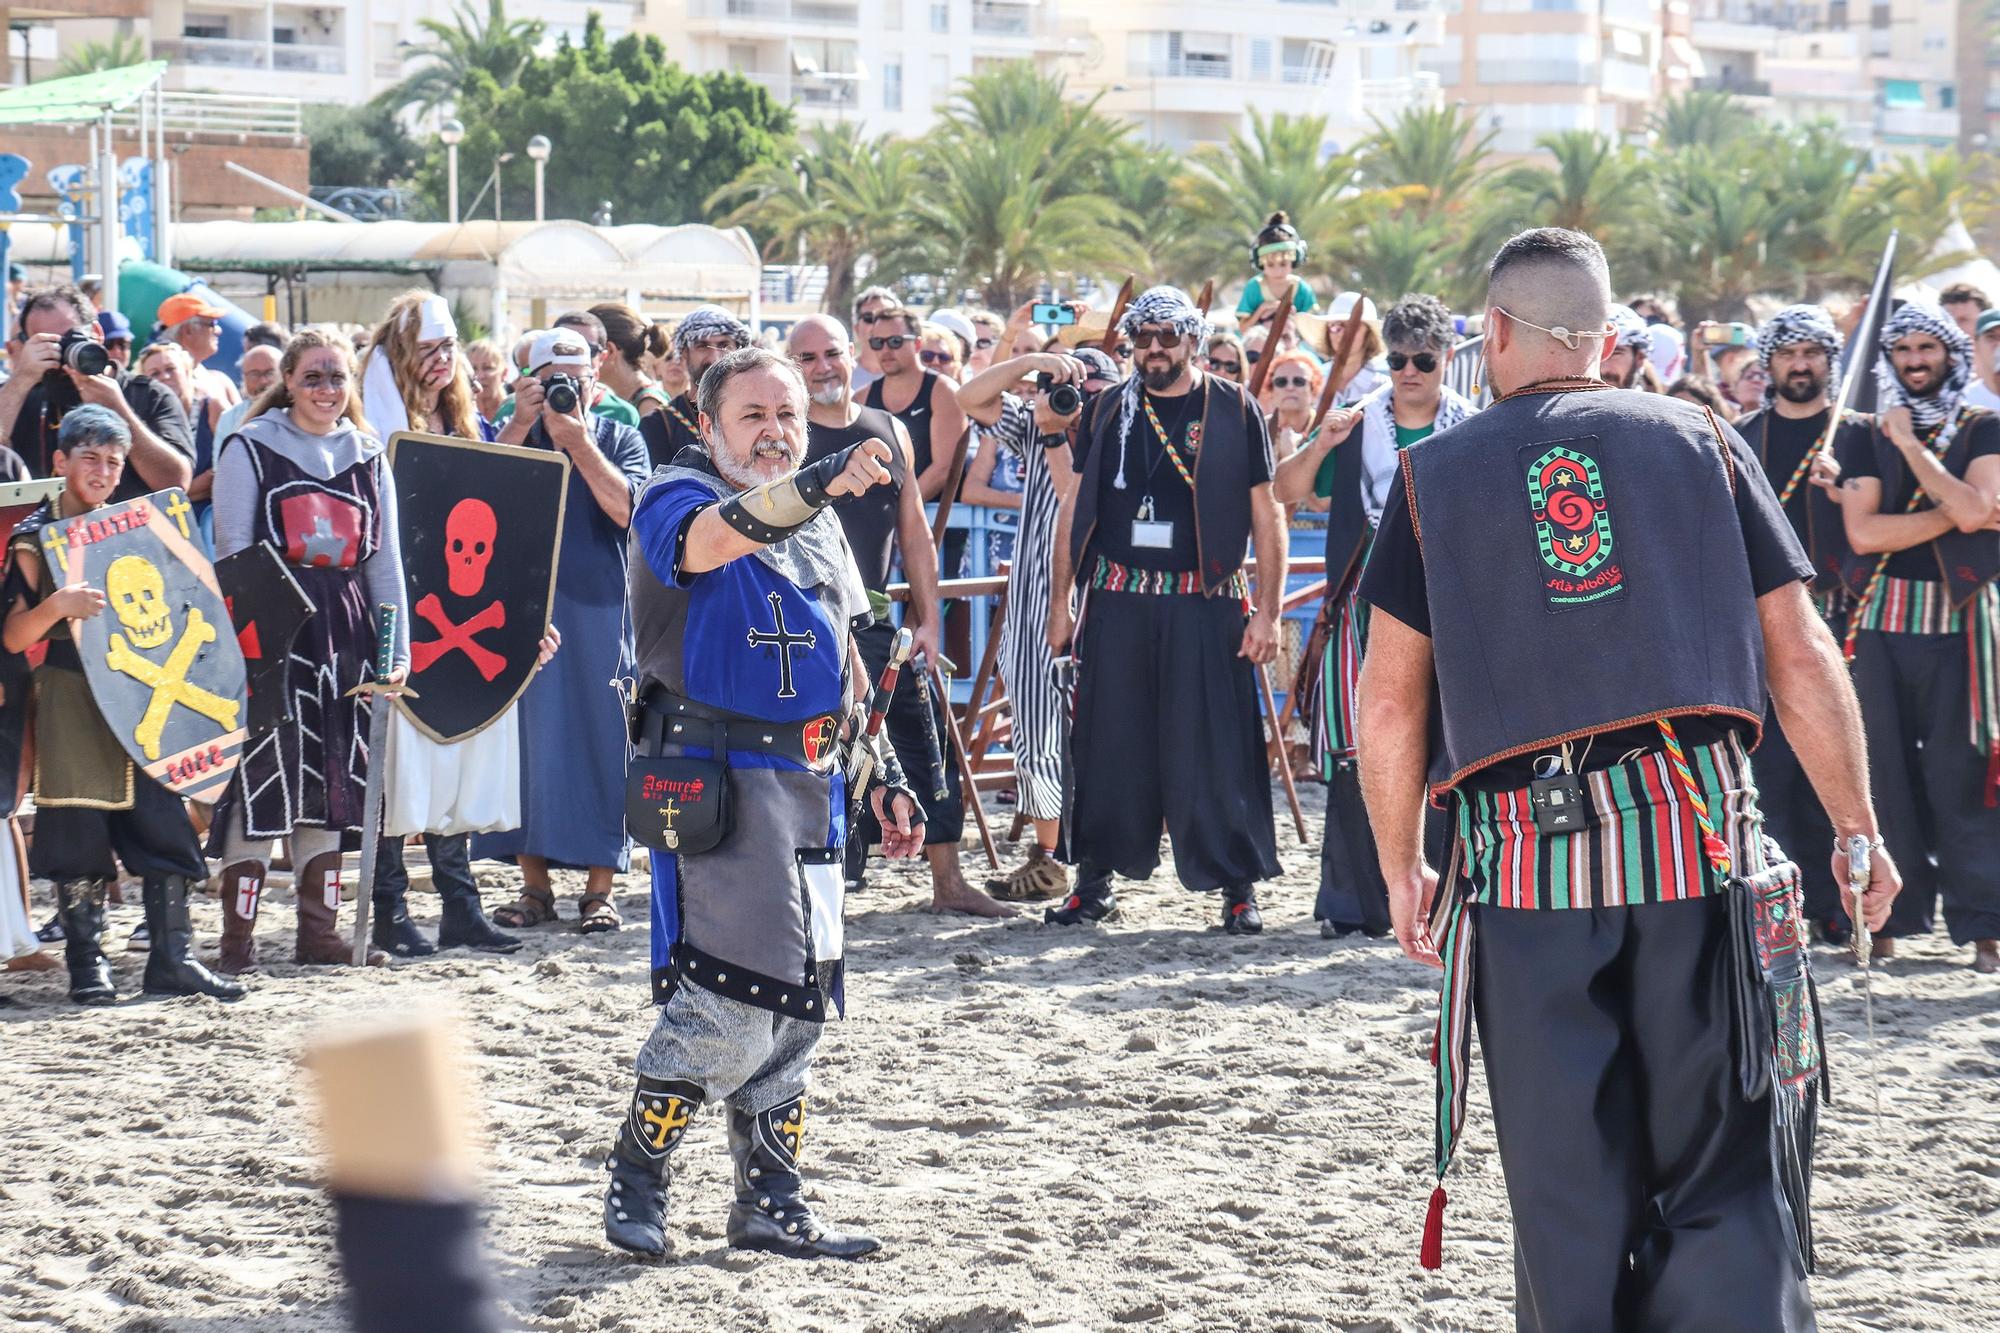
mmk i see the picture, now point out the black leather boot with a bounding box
[430,835,521,953]
[726,1098,881,1260]
[603,1075,703,1256]
[56,879,116,1005]
[1222,885,1264,935]
[1044,863,1118,926]
[142,877,247,1000]
[370,837,435,957]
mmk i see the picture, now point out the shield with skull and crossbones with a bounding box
[48,488,248,801]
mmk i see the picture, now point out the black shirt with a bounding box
[1361,426,1813,788]
[803,405,905,594]
[1745,406,1828,540]
[1089,384,1206,572]
[8,370,194,504]
[1837,411,2000,581]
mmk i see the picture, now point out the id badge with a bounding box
[1131,495,1174,550]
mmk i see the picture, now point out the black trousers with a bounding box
[1071,591,1279,892]
[1314,767,1454,932]
[1851,628,2000,943]
[1756,701,1843,924]
[32,771,205,882]
[372,832,476,903]
[1474,896,1815,1333]
[848,621,963,874]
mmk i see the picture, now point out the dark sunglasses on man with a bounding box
[858,310,900,326]
[1387,351,1439,373]
[1129,327,1183,350]
[869,335,912,351]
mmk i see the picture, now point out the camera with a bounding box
[543,372,581,415]
[1035,372,1081,416]
[57,328,110,378]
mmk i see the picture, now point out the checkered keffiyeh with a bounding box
[673,304,751,355]
[1608,304,1649,353]
[1756,304,1843,409]
[1877,301,1973,431]
[1113,286,1207,490]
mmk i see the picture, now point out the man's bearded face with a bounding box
[1770,343,1829,405]
[1891,334,1951,397]
[788,326,853,407]
[683,335,741,393]
[707,365,808,488]
[1134,324,1192,392]
[1601,345,1638,389]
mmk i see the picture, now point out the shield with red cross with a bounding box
[387,431,570,744]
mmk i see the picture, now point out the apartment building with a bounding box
[1688,2,1874,145]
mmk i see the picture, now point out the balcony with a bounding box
[1875,104,1956,142]
[732,70,864,110]
[1695,73,1773,96]
[158,36,345,75]
[686,0,860,28]
[1137,57,1234,80]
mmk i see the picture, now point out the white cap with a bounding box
[929,308,977,349]
[1330,291,1378,322]
[528,328,592,372]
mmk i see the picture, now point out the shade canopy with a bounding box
[0,62,169,126]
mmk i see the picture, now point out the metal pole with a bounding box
[446,144,459,224]
[99,112,119,314]
[533,158,545,223]
[157,87,172,269]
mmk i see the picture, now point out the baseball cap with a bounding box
[529,328,592,372]
[97,310,132,342]
[1977,309,2000,338]
[157,293,227,325]
[1071,347,1119,382]
[6,262,24,284]
[928,308,977,351]
[1330,292,1378,323]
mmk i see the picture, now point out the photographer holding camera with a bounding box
[954,344,1118,903]
[0,285,193,500]
[480,328,651,937]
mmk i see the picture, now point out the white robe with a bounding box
[382,704,521,838]
[0,819,38,961]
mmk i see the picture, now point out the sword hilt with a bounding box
[1846,833,1874,967]
[372,602,398,684]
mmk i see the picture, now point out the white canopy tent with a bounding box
[4,218,763,340]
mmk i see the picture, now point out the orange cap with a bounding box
[157,293,227,326]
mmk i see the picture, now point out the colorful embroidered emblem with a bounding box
[1525,443,1624,609]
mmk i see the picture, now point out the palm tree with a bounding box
[1652,147,1788,324]
[1757,123,1874,298]
[55,32,148,79]
[1853,150,1991,284]
[1648,90,1749,153]
[1099,145,1207,288]
[1357,103,1496,222]
[1181,109,1366,294]
[706,124,925,318]
[1339,209,1453,302]
[1462,131,1659,298]
[381,0,545,116]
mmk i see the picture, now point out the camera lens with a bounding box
[1048,382,1081,415]
[60,330,110,378]
[545,375,579,414]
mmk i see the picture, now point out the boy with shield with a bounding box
[3,405,244,1003]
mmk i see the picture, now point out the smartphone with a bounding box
[1701,322,1752,348]
[1032,302,1077,326]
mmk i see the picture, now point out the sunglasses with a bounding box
[1386,351,1439,373]
[1130,328,1184,350]
[1207,357,1241,374]
[857,310,902,325]
[869,335,912,351]
[1269,374,1311,389]
[919,350,955,367]
[1115,343,1133,358]
[974,336,996,349]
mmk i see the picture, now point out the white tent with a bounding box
[1898,221,2000,306]
[5,218,764,340]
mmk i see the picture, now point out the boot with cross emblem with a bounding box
[726,1097,881,1260]
[603,1075,703,1256]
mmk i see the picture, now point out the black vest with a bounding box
[803,404,906,595]
[1835,407,2000,609]
[1404,388,1767,791]
[1308,410,1372,596]
[1070,375,1264,596]
[1736,406,1851,596]
[640,393,704,471]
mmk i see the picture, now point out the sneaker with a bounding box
[989,854,1069,902]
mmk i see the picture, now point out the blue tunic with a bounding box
[632,471,858,1017]
[473,416,650,870]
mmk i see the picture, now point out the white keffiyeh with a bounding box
[1357,381,1478,525]
[1756,303,1843,409]
[1112,286,1210,490]
[1877,301,1973,431]
[673,304,751,356]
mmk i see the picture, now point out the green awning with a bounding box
[1882,79,1925,109]
[0,62,169,126]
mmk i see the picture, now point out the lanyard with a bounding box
[1140,393,1197,491]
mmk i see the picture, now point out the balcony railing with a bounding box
[1694,73,1773,96]
[159,35,346,75]
[687,0,859,23]
[734,70,863,108]
[1138,57,1233,80]
[971,7,1033,36]
[108,89,306,138]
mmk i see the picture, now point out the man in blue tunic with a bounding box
[601,346,924,1260]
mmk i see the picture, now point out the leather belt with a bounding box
[639,688,840,775]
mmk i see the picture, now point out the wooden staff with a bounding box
[1311,289,1370,431]
[1256,661,1309,844]
[1099,276,1135,354]
[1244,277,1298,400]
[1195,278,1215,318]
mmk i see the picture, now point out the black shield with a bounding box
[388,431,569,744]
[48,488,247,802]
[215,541,316,735]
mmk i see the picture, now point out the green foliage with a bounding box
[381,0,545,117]
[54,33,148,79]
[1180,110,1367,295]
[412,15,794,226]
[305,102,425,192]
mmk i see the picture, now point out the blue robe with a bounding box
[473,416,650,871]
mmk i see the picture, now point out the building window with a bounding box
[884,60,903,111]
[931,2,949,32]
[1250,38,1273,82]
[1939,84,1956,109]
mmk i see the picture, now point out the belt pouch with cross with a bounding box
[625,698,732,855]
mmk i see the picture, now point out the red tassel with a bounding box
[1419,1186,1447,1269]
[1701,833,1729,865]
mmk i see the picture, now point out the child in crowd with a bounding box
[1237,211,1318,333]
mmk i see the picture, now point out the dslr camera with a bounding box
[54,328,110,379]
[1034,372,1081,417]
[543,372,582,415]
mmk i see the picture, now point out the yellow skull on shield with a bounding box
[105,555,171,649]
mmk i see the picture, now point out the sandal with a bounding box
[492,885,558,929]
[578,893,622,934]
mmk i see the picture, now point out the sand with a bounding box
[3,785,1997,1331]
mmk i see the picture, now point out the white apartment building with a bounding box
[1688,2,1874,146]
[1065,0,1448,155]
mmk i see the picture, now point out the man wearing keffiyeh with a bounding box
[1045,285,1286,932]
[1736,304,1855,941]
[639,304,752,469]
[1599,303,1650,389]
[1834,299,2000,971]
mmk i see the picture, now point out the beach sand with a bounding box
[4,786,1996,1331]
